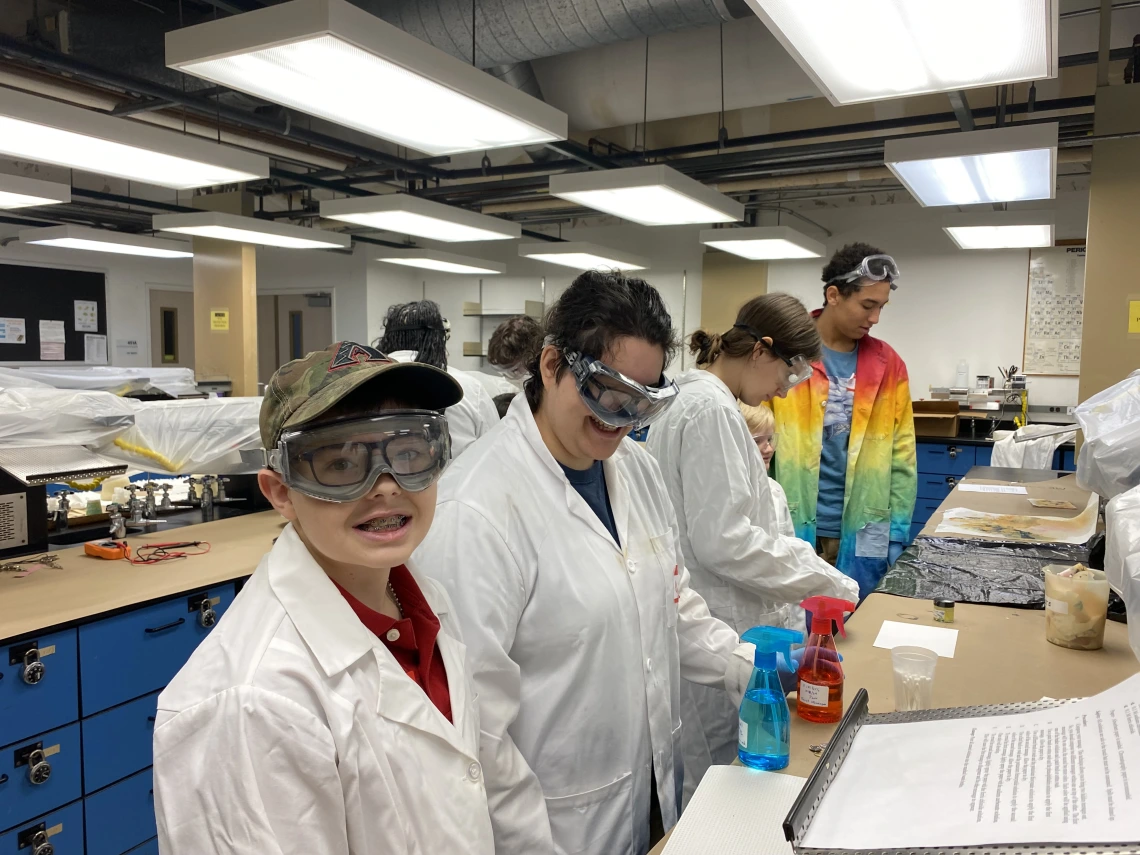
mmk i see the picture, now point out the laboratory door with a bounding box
[257,294,333,388]
[149,289,196,368]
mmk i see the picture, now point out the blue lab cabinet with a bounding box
[0,582,237,853]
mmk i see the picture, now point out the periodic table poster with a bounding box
[1023,246,1085,375]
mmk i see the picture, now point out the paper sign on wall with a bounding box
[84,334,108,365]
[115,338,140,358]
[39,319,66,360]
[210,309,230,331]
[74,299,98,332]
[0,317,26,344]
[1129,299,1140,335]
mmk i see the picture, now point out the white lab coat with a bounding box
[472,370,522,399]
[388,350,499,457]
[644,369,859,804]
[413,394,751,855]
[153,524,494,855]
[770,479,796,538]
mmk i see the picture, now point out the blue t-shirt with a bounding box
[560,461,619,546]
[817,344,858,538]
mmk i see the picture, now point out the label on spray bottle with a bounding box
[738,719,748,747]
[799,681,830,708]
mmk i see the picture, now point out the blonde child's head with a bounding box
[739,402,777,468]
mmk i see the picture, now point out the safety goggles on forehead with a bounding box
[564,350,679,429]
[733,324,814,394]
[828,253,899,289]
[266,411,451,502]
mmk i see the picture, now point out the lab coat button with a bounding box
[386,628,400,643]
[626,558,636,573]
[467,762,482,782]
[646,658,652,671]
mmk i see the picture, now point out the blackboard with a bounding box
[0,262,108,362]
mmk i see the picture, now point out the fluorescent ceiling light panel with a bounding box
[153,212,351,250]
[166,0,568,156]
[743,0,1057,105]
[885,123,1058,207]
[20,225,193,259]
[377,248,505,275]
[322,194,521,242]
[0,87,267,190]
[549,165,743,226]
[0,174,71,209]
[700,226,825,260]
[518,241,648,272]
[943,211,1054,249]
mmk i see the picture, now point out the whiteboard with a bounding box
[1022,246,1085,375]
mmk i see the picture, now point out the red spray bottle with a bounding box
[796,596,855,724]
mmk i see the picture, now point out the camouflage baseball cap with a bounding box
[260,341,463,448]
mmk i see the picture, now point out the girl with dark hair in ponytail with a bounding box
[645,292,859,806]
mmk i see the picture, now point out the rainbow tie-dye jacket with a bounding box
[771,327,917,599]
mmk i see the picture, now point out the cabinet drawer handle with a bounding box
[144,618,185,634]
[0,773,8,785]
[147,716,156,723]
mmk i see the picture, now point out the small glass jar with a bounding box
[933,599,955,623]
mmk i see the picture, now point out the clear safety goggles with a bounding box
[489,361,528,382]
[564,350,679,429]
[753,432,779,449]
[827,253,899,289]
[733,324,814,394]
[265,411,451,502]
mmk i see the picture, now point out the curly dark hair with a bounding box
[524,269,677,411]
[820,242,886,305]
[375,300,449,370]
[487,315,543,369]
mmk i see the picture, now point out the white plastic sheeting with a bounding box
[992,424,1076,469]
[1075,370,1140,500]
[0,388,136,447]
[1105,484,1140,664]
[7,366,199,397]
[0,367,52,388]
[95,397,262,475]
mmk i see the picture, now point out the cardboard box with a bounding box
[913,401,960,437]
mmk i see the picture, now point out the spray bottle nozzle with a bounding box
[741,625,804,668]
[801,596,856,638]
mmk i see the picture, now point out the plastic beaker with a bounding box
[1044,564,1109,650]
[891,646,938,712]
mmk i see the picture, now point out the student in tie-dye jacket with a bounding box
[771,243,917,599]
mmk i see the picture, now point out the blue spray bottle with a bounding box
[738,625,803,771]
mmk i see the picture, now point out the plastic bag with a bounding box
[0,388,136,447]
[992,425,1076,469]
[95,397,263,475]
[1075,369,1140,499]
[10,366,199,398]
[1105,484,1140,663]
[0,367,52,388]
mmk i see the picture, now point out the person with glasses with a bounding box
[645,293,858,805]
[154,342,494,855]
[413,270,753,855]
[740,402,795,537]
[771,243,918,600]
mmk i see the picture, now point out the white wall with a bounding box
[764,190,1089,408]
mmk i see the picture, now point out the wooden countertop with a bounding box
[0,511,286,642]
[650,592,1139,854]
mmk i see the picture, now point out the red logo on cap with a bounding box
[329,342,388,370]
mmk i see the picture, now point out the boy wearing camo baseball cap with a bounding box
[153,341,495,855]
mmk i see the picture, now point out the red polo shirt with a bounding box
[334,566,452,723]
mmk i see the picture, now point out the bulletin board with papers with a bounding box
[1022,246,1085,376]
[0,263,107,363]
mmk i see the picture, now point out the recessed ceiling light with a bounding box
[886,123,1058,207]
[743,0,1058,105]
[0,87,267,190]
[322,194,521,242]
[20,225,194,259]
[943,211,1054,249]
[0,174,71,210]
[153,212,352,250]
[166,0,568,156]
[376,248,505,275]
[549,165,743,226]
[700,226,825,260]
[518,241,649,271]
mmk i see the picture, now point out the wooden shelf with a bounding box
[462,342,487,358]
[463,300,543,319]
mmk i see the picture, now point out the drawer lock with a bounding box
[26,748,51,785]
[18,825,54,855]
[948,446,959,459]
[198,599,217,629]
[21,648,45,685]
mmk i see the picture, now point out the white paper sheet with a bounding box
[39,342,65,361]
[936,492,1100,545]
[801,672,1140,849]
[663,766,804,855]
[873,620,959,658]
[74,300,98,332]
[0,318,26,344]
[39,320,65,343]
[84,334,107,365]
[958,484,1029,495]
